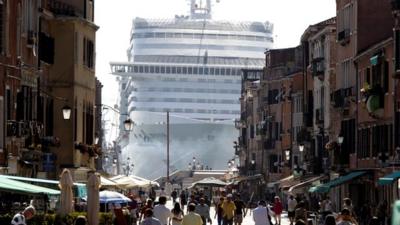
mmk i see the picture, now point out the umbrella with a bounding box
[99,190,132,204]
[87,172,101,225]
[191,177,228,188]
[58,169,74,215]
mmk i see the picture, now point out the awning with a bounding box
[287,176,324,193]
[0,176,60,195]
[309,171,367,193]
[0,175,86,198]
[267,175,294,188]
[378,171,400,185]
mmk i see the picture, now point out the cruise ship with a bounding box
[110,0,273,179]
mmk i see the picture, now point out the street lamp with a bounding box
[299,144,304,152]
[124,118,134,131]
[285,150,290,161]
[62,105,72,120]
[337,136,344,145]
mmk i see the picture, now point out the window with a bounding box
[83,37,95,68]
[177,67,182,74]
[193,67,198,74]
[161,66,165,73]
[182,67,187,74]
[150,66,154,73]
[166,67,171,74]
[144,66,149,73]
[172,67,177,74]
[139,66,143,73]
[155,66,160,73]
[188,67,193,74]
[341,60,351,88]
[338,3,354,33]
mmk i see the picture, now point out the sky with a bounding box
[94,0,336,141]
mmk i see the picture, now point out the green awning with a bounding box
[370,55,379,66]
[0,175,86,198]
[0,176,60,195]
[378,171,400,185]
[309,171,367,193]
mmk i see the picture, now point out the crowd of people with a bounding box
[10,187,393,225]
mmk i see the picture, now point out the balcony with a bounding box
[48,0,84,17]
[331,88,353,108]
[337,29,351,45]
[312,59,324,78]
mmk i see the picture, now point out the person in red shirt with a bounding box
[273,196,283,225]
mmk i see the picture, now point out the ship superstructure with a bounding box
[110,0,273,179]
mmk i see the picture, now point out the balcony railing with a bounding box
[312,59,324,77]
[48,0,84,17]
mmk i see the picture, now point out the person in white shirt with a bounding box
[252,200,271,225]
[154,196,171,225]
[287,195,297,225]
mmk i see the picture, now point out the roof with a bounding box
[0,176,60,195]
[133,17,273,33]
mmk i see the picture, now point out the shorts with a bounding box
[288,211,295,218]
[234,215,243,223]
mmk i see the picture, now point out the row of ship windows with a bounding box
[131,32,274,42]
[112,65,243,76]
[129,97,240,104]
[134,87,241,94]
[135,107,240,114]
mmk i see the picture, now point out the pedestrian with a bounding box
[337,208,357,225]
[172,190,178,203]
[287,195,298,225]
[369,217,379,225]
[195,198,211,225]
[222,194,236,225]
[170,202,184,225]
[153,196,171,225]
[377,201,388,225]
[343,198,355,217]
[233,194,245,225]
[11,205,36,225]
[321,197,333,220]
[140,199,154,221]
[324,215,336,225]
[74,215,88,225]
[160,188,167,198]
[273,196,283,225]
[180,190,187,210]
[214,197,225,225]
[295,201,307,223]
[252,200,272,225]
[129,195,139,225]
[140,209,162,225]
[182,203,203,225]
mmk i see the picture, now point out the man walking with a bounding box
[153,196,171,225]
[287,195,297,225]
[222,194,236,225]
[252,200,272,225]
[234,194,245,225]
[195,198,211,225]
[141,209,162,225]
[182,203,203,225]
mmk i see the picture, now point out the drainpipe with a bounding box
[354,61,359,169]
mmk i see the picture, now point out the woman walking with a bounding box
[170,202,184,225]
[273,196,283,225]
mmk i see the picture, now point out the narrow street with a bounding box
[166,200,290,225]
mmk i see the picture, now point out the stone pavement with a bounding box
[166,200,290,225]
